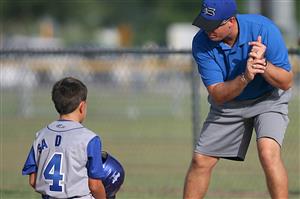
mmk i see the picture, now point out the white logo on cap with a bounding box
[202,6,216,16]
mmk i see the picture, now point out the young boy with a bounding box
[22,77,107,199]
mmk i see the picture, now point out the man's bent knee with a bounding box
[257,138,282,165]
[257,138,287,174]
[190,153,218,171]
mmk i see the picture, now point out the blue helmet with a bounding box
[101,151,125,198]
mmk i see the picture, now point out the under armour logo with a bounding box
[111,172,120,184]
[202,4,216,16]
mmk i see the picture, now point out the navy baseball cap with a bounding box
[192,0,237,32]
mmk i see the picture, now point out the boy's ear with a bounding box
[78,101,86,113]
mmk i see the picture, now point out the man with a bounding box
[22,77,107,199]
[183,0,293,199]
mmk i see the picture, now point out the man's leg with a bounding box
[257,138,288,199]
[183,153,219,199]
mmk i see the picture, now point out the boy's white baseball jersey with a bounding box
[22,120,105,198]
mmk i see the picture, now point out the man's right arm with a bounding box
[207,74,248,105]
[207,56,265,105]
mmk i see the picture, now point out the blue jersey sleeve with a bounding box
[22,146,37,175]
[192,33,225,87]
[86,136,105,179]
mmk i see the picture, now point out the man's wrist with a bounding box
[240,73,250,84]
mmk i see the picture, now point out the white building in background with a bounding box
[94,28,120,48]
[4,35,63,49]
[3,16,63,49]
[167,23,198,49]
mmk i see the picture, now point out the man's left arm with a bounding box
[249,35,293,90]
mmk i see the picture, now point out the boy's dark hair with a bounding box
[52,77,87,115]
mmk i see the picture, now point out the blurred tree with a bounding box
[97,0,202,46]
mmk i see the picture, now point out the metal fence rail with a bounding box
[2,47,299,141]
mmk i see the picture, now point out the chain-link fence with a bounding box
[1,48,299,199]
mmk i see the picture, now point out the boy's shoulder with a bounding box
[36,120,98,140]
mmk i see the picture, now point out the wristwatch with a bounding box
[240,73,250,84]
[263,59,268,67]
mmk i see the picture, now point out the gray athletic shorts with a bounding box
[195,88,292,161]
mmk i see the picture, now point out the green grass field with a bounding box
[1,86,299,199]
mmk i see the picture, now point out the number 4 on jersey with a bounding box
[44,153,64,192]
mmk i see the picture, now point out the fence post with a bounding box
[19,65,34,118]
[191,60,201,148]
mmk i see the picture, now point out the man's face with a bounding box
[205,18,233,41]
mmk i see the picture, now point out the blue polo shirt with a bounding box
[192,14,291,100]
